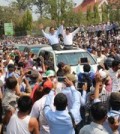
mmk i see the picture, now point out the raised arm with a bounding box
[64,78,81,124]
[56,21,65,35]
[72,27,80,37]
[39,23,50,39]
[94,73,102,103]
[44,90,54,116]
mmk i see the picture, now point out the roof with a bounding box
[108,0,120,8]
[73,0,107,13]
[108,0,119,4]
[25,44,51,48]
[52,48,86,54]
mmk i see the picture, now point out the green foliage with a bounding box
[86,6,93,24]
[101,4,109,22]
[33,0,49,18]
[12,0,33,11]
[48,0,58,20]
[93,4,100,24]
[22,10,33,32]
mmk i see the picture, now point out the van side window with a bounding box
[39,51,54,70]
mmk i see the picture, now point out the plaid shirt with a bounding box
[86,86,111,110]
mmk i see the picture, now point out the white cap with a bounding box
[99,69,107,79]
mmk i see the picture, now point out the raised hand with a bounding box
[39,23,44,30]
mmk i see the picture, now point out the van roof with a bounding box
[51,48,86,54]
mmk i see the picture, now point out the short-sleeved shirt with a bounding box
[2,89,18,114]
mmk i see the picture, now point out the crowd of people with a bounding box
[0,21,120,134]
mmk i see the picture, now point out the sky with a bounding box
[0,0,83,20]
[0,0,39,20]
[74,0,84,7]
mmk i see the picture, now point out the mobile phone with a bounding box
[58,77,66,82]
[77,82,85,89]
[80,57,88,64]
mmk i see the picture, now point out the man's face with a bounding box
[50,28,55,35]
[66,30,70,35]
[97,51,101,57]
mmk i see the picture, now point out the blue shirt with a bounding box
[78,72,95,82]
[44,86,81,134]
[62,86,82,124]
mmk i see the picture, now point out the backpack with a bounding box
[78,73,92,92]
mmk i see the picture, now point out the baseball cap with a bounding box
[63,65,71,74]
[43,80,53,89]
[30,71,39,79]
[99,69,107,79]
[66,74,76,82]
[46,70,55,77]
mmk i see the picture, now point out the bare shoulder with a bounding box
[29,117,38,126]
[29,117,39,134]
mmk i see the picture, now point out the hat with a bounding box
[46,70,55,77]
[66,74,76,82]
[63,65,71,74]
[10,53,15,58]
[30,71,39,79]
[99,69,107,79]
[110,92,120,103]
[43,80,53,89]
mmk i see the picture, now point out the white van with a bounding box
[39,48,98,74]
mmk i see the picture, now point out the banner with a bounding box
[4,23,14,36]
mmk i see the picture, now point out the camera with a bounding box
[58,77,66,82]
[77,82,85,90]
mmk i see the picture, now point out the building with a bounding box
[73,0,108,21]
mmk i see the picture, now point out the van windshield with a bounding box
[56,52,96,66]
[30,47,40,54]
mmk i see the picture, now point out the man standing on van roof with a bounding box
[60,22,80,50]
[39,22,64,51]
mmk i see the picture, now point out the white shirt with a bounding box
[109,68,120,92]
[104,110,120,134]
[62,26,80,45]
[63,33,74,45]
[30,95,54,134]
[97,55,107,64]
[8,59,14,64]
[42,26,62,45]
[80,122,109,134]
[6,112,31,134]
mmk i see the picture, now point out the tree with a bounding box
[93,4,100,24]
[101,4,109,22]
[22,9,33,32]
[11,0,32,12]
[48,0,58,20]
[86,6,93,24]
[33,0,48,18]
